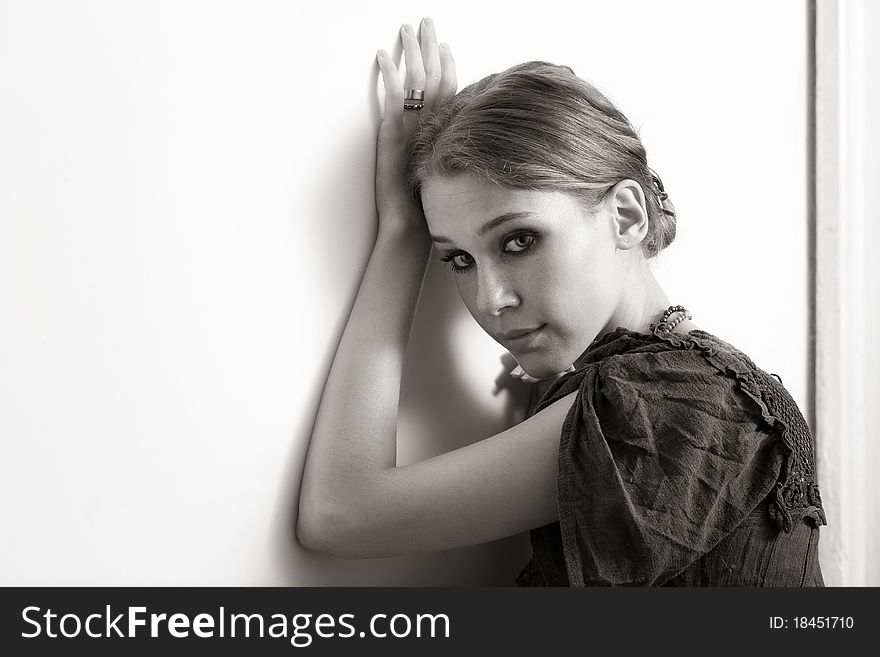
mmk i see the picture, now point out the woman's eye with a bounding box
[439,252,474,273]
[451,254,473,268]
[439,234,535,274]
[505,233,535,252]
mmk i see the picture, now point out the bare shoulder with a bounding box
[328,387,579,558]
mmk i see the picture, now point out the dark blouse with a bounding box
[515,327,826,587]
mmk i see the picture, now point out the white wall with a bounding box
[0,0,810,585]
[863,0,880,589]
[815,0,880,587]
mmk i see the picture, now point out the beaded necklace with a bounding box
[653,304,693,335]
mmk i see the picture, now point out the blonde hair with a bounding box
[405,61,676,257]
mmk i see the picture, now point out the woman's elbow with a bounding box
[297,509,390,559]
[296,507,357,557]
[296,508,334,554]
[296,514,327,554]
[296,477,391,557]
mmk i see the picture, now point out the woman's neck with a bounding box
[599,266,676,339]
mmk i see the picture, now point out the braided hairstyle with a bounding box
[405,61,676,257]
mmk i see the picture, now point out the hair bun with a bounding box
[406,61,679,257]
[649,170,676,218]
[646,169,677,254]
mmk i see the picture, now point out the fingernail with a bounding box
[402,23,413,35]
[376,49,384,61]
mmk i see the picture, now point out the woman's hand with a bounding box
[375,17,457,232]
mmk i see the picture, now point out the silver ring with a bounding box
[403,102,424,111]
[404,89,425,101]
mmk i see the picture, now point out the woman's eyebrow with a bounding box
[431,211,537,244]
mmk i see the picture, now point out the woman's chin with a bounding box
[516,355,572,380]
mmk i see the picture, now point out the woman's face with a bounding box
[421,173,626,379]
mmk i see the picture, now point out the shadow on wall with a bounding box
[401,259,533,460]
[268,64,535,583]
[270,256,534,585]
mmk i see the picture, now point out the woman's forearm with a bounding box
[297,220,433,548]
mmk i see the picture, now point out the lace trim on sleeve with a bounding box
[651,328,827,533]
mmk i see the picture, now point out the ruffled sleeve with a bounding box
[533,335,789,586]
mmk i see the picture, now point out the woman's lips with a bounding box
[501,325,545,350]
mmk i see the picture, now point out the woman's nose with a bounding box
[475,266,519,316]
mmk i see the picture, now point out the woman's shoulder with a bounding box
[533,326,763,415]
[581,324,755,370]
[585,327,805,437]
[533,323,826,535]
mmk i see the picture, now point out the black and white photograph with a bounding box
[1,0,877,639]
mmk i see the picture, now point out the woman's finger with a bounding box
[376,49,403,123]
[399,23,426,127]
[437,42,458,106]
[418,17,441,113]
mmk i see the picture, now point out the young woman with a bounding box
[296,17,826,586]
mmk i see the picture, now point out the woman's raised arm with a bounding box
[295,19,575,558]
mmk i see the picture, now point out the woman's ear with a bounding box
[607,179,649,250]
